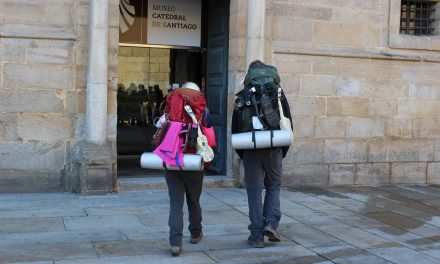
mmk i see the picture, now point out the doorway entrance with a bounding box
[117,0,229,177]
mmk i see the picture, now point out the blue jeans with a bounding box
[243,148,282,238]
[165,170,204,246]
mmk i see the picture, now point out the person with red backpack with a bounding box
[160,82,212,256]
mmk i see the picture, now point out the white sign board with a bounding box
[147,0,201,47]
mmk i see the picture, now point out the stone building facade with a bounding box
[229,0,440,187]
[0,0,440,193]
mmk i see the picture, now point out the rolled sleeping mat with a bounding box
[140,152,204,171]
[231,130,292,149]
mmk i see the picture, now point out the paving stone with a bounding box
[11,261,53,264]
[233,205,299,224]
[311,244,366,260]
[418,243,440,260]
[278,223,345,248]
[420,199,440,210]
[296,199,345,211]
[334,215,389,228]
[0,229,125,246]
[288,212,344,227]
[406,185,440,198]
[85,207,150,216]
[319,197,385,213]
[362,226,424,247]
[136,212,170,226]
[350,195,431,217]
[0,242,97,263]
[314,209,358,218]
[366,211,428,231]
[416,216,440,228]
[200,209,249,225]
[404,223,440,238]
[206,188,249,206]
[121,226,169,240]
[0,207,86,219]
[377,185,437,200]
[93,239,168,257]
[332,253,392,264]
[318,225,392,249]
[0,217,65,234]
[55,253,216,264]
[205,244,319,263]
[280,205,321,218]
[368,246,440,264]
[64,215,146,231]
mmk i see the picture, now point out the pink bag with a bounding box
[201,126,217,148]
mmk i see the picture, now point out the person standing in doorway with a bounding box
[232,60,293,248]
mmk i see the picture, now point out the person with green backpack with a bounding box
[231,60,293,248]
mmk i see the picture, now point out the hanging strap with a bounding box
[252,130,256,149]
[277,87,286,119]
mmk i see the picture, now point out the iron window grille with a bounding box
[400,0,436,35]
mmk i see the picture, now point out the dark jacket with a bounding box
[231,89,293,159]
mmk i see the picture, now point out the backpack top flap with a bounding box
[165,88,207,123]
[244,64,280,87]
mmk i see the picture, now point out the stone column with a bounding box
[246,0,266,67]
[86,0,109,144]
[70,0,114,195]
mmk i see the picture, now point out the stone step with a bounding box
[117,176,235,191]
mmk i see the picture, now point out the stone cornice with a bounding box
[0,26,76,41]
[273,45,440,64]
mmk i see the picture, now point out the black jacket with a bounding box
[231,89,293,159]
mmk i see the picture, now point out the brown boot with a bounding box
[190,231,203,244]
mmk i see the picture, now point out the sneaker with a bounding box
[170,245,182,256]
[190,231,203,244]
[248,235,265,248]
[263,226,281,242]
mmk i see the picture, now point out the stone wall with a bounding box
[0,0,120,192]
[265,0,440,186]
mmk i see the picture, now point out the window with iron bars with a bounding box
[400,0,436,35]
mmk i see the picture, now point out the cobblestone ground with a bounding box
[1,185,440,263]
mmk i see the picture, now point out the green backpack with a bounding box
[237,64,281,131]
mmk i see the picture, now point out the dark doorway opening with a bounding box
[117,0,229,177]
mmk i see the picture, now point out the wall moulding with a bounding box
[0,26,76,41]
[273,46,440,63]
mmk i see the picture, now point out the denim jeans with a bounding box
[243,148,282,238]
[165,170,204,246]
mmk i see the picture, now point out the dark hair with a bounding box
[249,60,265,69]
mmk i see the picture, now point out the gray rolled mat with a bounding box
[140,152,204,171]
[231,130,292,149]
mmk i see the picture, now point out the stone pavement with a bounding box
[2,185,440,263]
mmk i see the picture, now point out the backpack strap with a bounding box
[270,130,274,148]
[252,131,256,149]
[251,94,268,130]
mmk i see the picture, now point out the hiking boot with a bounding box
[263,226,281,242]
[248,235,265,248]
[170,245,182,256]
[190,231,203,244]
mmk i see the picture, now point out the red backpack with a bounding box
[164,88,207,123]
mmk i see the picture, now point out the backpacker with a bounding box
[236,63,282,132]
